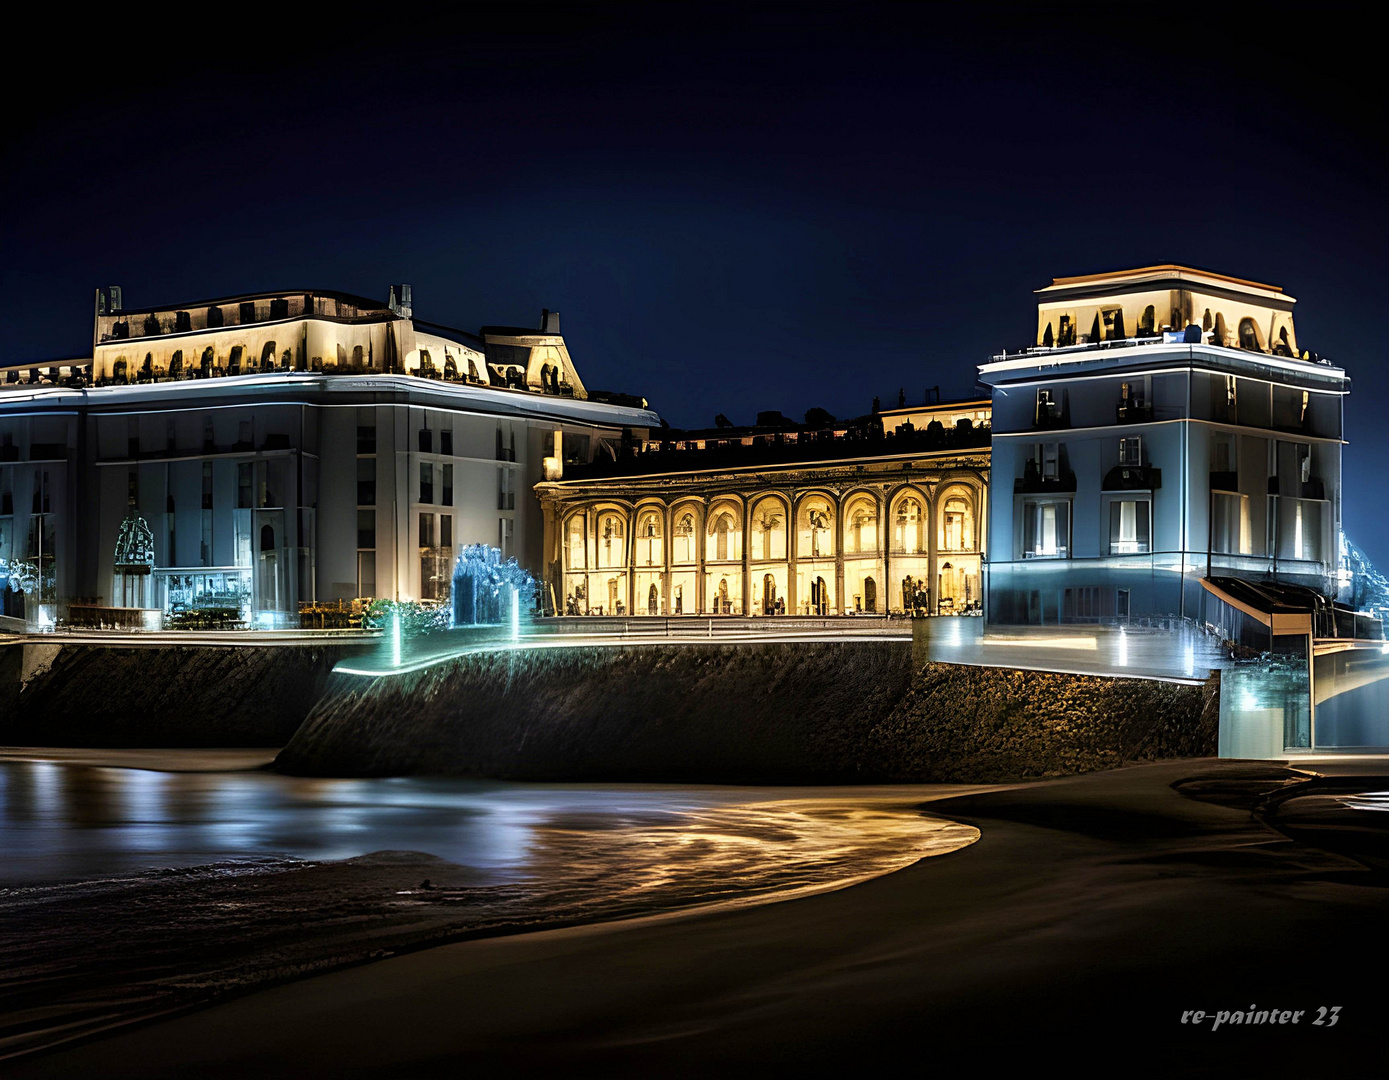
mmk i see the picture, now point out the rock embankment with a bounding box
[274,643,1216,782]
[0,644,358,747]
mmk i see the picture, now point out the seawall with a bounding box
[274,642,1218,782]
[0,643,362,747]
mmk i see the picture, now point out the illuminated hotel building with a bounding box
[536,402,989,617]
[0,286,655,626]
[979,265,1347,625]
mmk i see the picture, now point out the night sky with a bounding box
[4,5,1385,562]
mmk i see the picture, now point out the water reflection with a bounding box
[0,753,974,891]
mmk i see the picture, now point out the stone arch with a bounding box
[563,509,589,572]
[841,488,880,555]
[937,481,979,552]
[669,500,703,565]
[633,501,667,568]
[749,493,789,562]
[793,490,838,559]
[1237,317,1265,352]
[260,523,275,552]
[705,498,743,562]
[228,345,244,374]
[888,485,930,554]
[261,341,277,371]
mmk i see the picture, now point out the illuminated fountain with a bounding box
[450,544,536,631]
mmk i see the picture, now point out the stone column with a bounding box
[833,489,845,617]
[741,496,751,617]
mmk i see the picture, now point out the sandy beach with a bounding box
[10,758,1389,1078]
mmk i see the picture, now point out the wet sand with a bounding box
[0,775,979,1062]
[12,759,1389,1077]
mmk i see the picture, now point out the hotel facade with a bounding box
[0,266,1365,637]
[0,286,656,627]
[979,265,1347,629]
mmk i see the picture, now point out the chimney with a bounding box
[388,284,412,318]
[539,309,560,334]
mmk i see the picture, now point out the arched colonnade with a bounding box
[554,479,984,617]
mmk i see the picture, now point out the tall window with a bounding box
[1022,498,1069,558]
[442,464,454,507]
[1108,499,1151,554]
[673,511,697,563]
[893,497,924,553]
[1119,437,1142,466]
[419,462,434,504]
[750,499,785,560]
[940,496,974,551]
[357,458,376,506]
[636,510,663,566]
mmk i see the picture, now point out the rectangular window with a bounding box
[419,512,435,549]
[202,461,213,510]
[357,457,376,506]
[497,467,514,510]
[419,462,434,504]
[441,514,453,550]
[1022,498,1069,558]
[357,551,376,598]
[442,464,453,506]
[356,424,376,454]
[1108,499,1151,554]
[499,517,514,558]
[440,429,452,456]
[1210,432,1236,477]
[1212,492,1253,555]
[1119,437,1142,467]
[357,510,375,550]
[237,463,252,509]
[1035,389,1059,426]
[419,426,432,454]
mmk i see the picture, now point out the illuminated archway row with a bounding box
[549,478,985,617]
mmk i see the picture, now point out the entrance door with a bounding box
[864,577,877,613]
[608,577,619,615]
[648,584,659,615]
[717,578,729,614]
[811,576,827,616]
[763,574,777,615]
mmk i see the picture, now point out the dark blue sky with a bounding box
[4,5,1385,561]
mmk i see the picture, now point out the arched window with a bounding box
[228,345,244,374]
[1237,318,1263,352]
[864,577,877,613]
[261,341,277,371]
[672,509,697,564]
[200,346,214,376]
[1139,305,1156,336]
[706,506,741,561]
[597,512,625,569]
[940,494,975,551]
[1213,313,1228,347]
[636,510,663,567]
[797,497,835,558]
[843,495,878,554]
[565,514,587,571]
[750,498,786,560]
[260,524,275,552]
[893,496,925,553]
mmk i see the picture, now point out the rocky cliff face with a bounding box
[0,644,359,747]
[274,643,1214,782]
